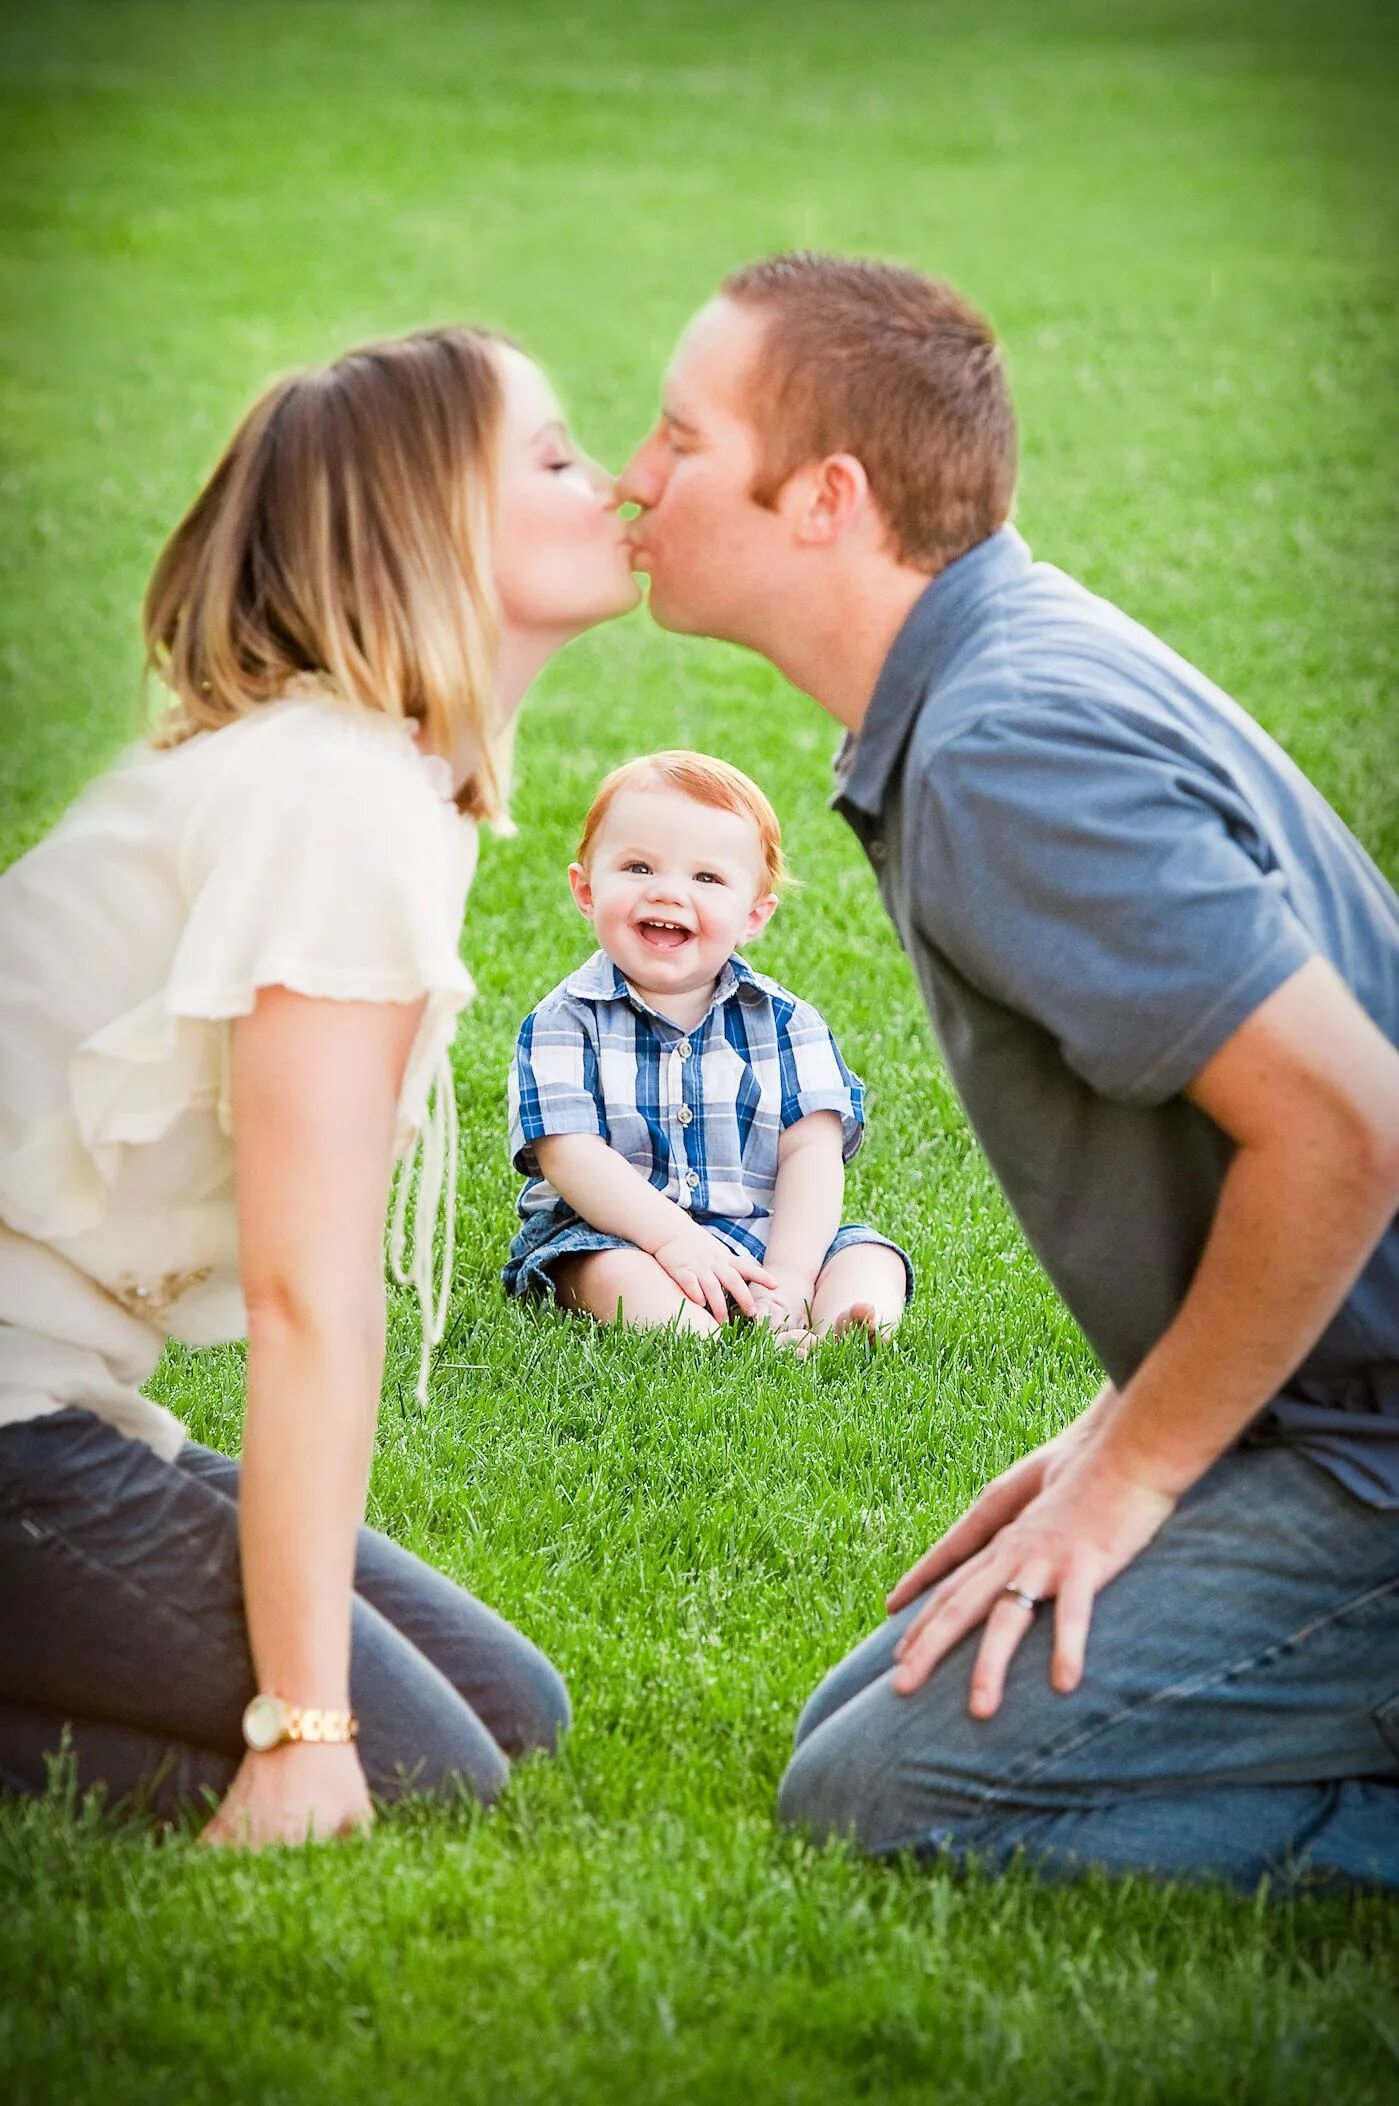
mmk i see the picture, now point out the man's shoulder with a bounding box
[908,576,1237,786]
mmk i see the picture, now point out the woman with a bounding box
[0,325,640,1848]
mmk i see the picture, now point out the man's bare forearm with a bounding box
[1097,1128,1399,1496]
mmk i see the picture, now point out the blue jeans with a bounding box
[0,1408,569,1818]
[778,1446,1399,1892]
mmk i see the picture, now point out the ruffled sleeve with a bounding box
[54,703,479,1401]
[163,705,477,1147]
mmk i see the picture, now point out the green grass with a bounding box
[3,1,1398,2099]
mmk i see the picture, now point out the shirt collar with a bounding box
[834,525,1033,818]
[562,947,763,1020]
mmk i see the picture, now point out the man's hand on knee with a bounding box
[888,1427,1174,1717]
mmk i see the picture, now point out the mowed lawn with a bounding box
[2,2,1397,2100]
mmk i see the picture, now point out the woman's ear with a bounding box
[744,892,779,943]
[567,862,596,920]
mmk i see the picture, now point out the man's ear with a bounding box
[567,863,596,920]
[786,453,870,549]
[744,891,780,943]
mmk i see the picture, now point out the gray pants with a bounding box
[778,1446,1399,1892]
[0,1407,569,1817]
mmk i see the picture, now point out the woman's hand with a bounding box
[887,1432,1175,1716]
[200,1742,374,1851]
[651,1224,774,1323]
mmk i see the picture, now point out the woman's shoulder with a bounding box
[183,693,459,808]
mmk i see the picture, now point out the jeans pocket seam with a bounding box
[997,1570,1399,1799]
[10,1501,230,1647]
[1373,1689,1399,1759]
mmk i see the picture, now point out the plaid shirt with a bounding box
[509,949,865,1240]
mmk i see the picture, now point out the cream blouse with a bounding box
[0,697,479,1457]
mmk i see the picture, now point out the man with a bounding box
[617,252,1399,1890]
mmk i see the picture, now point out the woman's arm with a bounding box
[201,986,424,1850]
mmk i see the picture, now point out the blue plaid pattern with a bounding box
[507,949,868,1257]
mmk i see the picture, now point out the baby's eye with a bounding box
[623,860,651,875]
[694,871,724,885]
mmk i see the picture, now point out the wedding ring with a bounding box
[1002,1585,1042,1614]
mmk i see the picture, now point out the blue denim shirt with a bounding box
[836,526,1399,1505]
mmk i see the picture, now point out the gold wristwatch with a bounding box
[241,1694,359,1753]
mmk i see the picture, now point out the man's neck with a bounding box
[754,560,937,737]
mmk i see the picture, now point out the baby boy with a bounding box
[503,751,911,1346]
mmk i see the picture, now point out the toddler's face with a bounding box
[569,786,777,997]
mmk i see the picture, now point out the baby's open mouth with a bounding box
[636,918,693,951]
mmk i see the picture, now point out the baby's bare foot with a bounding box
[829,1299,881,1344]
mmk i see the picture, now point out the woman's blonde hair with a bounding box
[143,325,513,823]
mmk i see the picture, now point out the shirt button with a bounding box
[677,1040,692,1059]
[868,837,888,863]
[678,1104,693,1126]
[684,1170,700,1190]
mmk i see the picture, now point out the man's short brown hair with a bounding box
[721,252,1017,572]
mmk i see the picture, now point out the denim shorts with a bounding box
[503,1212,914,1304]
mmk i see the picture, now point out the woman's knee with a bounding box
[370,1646,567,1805]
[508,1648,571,1756]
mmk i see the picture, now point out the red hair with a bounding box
[577,751,787,892]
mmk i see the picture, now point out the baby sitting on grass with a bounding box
[503,751,911,1346]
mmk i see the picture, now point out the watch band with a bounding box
[287,1705,358,1745]
[242,1693,360,1752]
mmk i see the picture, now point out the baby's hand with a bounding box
[651,1226,775,1325]
[751,1266,818,1350]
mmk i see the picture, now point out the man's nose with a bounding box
[585,455,617,501]
[616,437,662,510]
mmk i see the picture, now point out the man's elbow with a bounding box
[1327,1083,1399,1209]
[1357,1097,1399,1198]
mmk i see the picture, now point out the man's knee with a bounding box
[777,1706,895,1851]
[791,1668,853,1753]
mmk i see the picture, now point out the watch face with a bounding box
[242,1694,285,1752]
